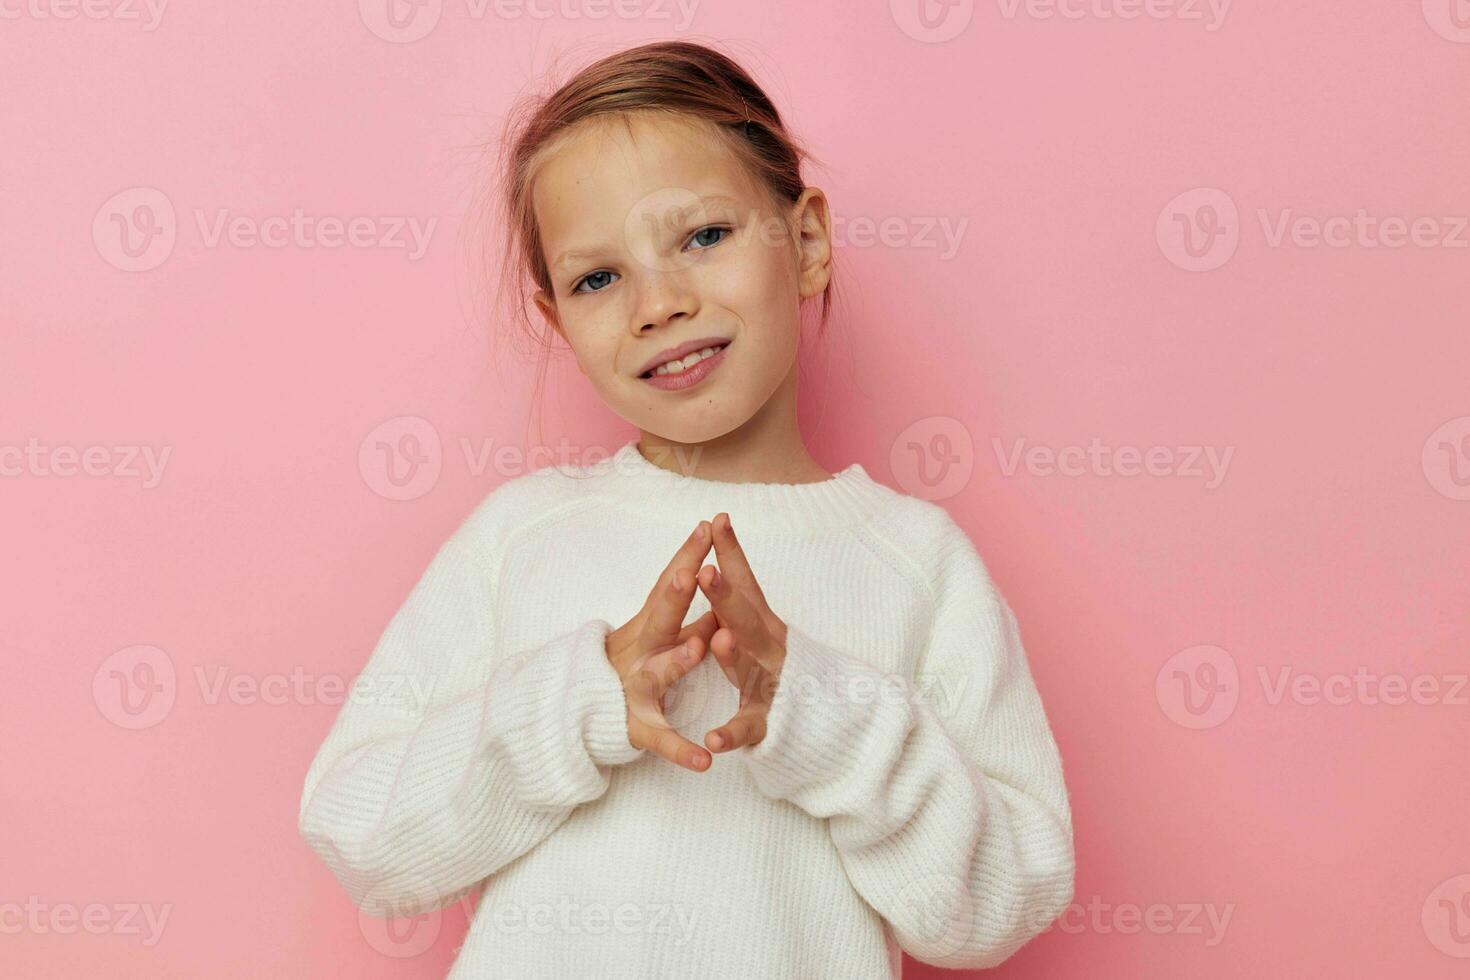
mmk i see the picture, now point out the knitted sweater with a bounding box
[297,438,1075,979]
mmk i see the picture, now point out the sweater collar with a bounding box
[582,438,893,534]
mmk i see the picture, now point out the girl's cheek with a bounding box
[706,247,766,298]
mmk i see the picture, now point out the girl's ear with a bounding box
[531,289,587,377]
[791,187,834,300]
[531,288,566,342]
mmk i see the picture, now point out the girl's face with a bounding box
[531,113,831,446]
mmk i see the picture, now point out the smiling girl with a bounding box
[298,40,1075,979]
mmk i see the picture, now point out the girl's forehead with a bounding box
[533,116,761,235]
[538,115,753,199]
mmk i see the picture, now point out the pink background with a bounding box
[3,2,1468,977]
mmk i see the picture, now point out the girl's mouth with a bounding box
[640,342,730,391]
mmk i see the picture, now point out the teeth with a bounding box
[652,345,725,377]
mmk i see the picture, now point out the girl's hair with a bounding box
[473,40,839,448]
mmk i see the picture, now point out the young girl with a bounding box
[298,40,1074,979]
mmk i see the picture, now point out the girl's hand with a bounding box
[695,513,788,754]
[605,521,721,773]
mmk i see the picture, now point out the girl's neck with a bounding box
[586,438,887,534]
[635,430,831,486]
[636,366,832,485]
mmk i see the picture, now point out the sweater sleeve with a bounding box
[737,521,1075,970]
[297,534,642,918]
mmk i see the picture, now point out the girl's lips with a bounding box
[641,343,729,392]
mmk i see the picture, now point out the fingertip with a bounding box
[706,731,725,751]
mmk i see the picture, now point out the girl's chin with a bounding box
[632,413,752,446]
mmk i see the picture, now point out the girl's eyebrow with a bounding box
[551,246,609,272]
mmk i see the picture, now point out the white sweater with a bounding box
[297,437,1075,979]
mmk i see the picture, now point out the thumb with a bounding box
[677,609,719,649]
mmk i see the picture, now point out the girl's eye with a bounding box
[687,225,730,250]
[572,270,617,294]
[570,226,729,295]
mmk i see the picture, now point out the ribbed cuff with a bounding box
[740,623,914,804]
[567,618,645,768]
